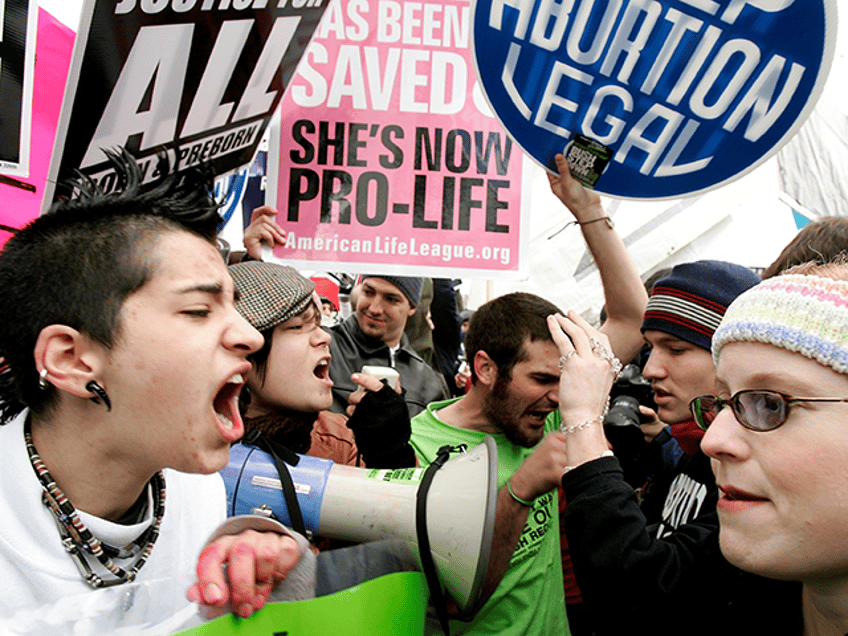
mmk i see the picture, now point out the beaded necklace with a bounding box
[23,420,166,588]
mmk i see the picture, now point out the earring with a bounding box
[38,369,49,390]
[85,381,112,412]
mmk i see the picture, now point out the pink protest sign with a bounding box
[0,8,74,250]
[268,0,527,278]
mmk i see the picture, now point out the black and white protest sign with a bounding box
[45,0,328,206]
[0,0,36,178]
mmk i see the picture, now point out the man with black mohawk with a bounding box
[0,150,306,629]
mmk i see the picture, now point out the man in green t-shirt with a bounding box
[410,155,649,635]
[412,292,570,635]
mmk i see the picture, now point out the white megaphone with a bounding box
[221,437,498,619]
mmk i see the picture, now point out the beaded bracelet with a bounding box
[560,414,604,434]
[560,397,610,434]
[506,479,534,507]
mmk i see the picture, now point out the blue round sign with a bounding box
[472,0,837,199]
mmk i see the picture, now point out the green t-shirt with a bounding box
[410,399,569,636]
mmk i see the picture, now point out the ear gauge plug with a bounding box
[85,381,112,411]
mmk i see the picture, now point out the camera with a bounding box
[604,363,654,424]
[605,394,644,429]
[603,363,656,487]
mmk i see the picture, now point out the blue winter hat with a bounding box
[359,275,424,307]
[641,260,761,351]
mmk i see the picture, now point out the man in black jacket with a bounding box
[327,275,449,416]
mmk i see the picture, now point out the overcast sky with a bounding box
[40,0,82,31]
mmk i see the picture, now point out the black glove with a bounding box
[345,383,416,468]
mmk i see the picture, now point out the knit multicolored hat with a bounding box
[229,261,315,332]
[641,260,761,351]
[712,274,848,375]
[359,275,424,307]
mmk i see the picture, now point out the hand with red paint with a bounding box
[187,529,301,619]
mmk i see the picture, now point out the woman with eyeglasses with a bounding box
[694,262,848,635]
[549,262,848,635]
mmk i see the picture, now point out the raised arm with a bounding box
[546,311,721,632]
[547,153,647,364]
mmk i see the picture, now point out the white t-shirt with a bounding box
[0,410,226,633]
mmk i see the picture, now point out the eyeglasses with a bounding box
[690,390,848,432]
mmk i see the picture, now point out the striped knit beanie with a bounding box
[229,261,315,332]
[641,260,761,351]
[712,274,848,375]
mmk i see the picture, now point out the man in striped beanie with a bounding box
[638,260,760,535]
[642,261,761,426]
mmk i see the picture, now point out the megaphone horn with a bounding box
[221,437,498,618]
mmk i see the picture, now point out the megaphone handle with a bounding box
[246,433,308,537]
[416,445,456,636]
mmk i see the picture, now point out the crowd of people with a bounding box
[2,146,848,636]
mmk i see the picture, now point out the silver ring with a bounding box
[557,351,576,370]
[589,338,623,378]
[609,356,623,379]
[589,338,607,354]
